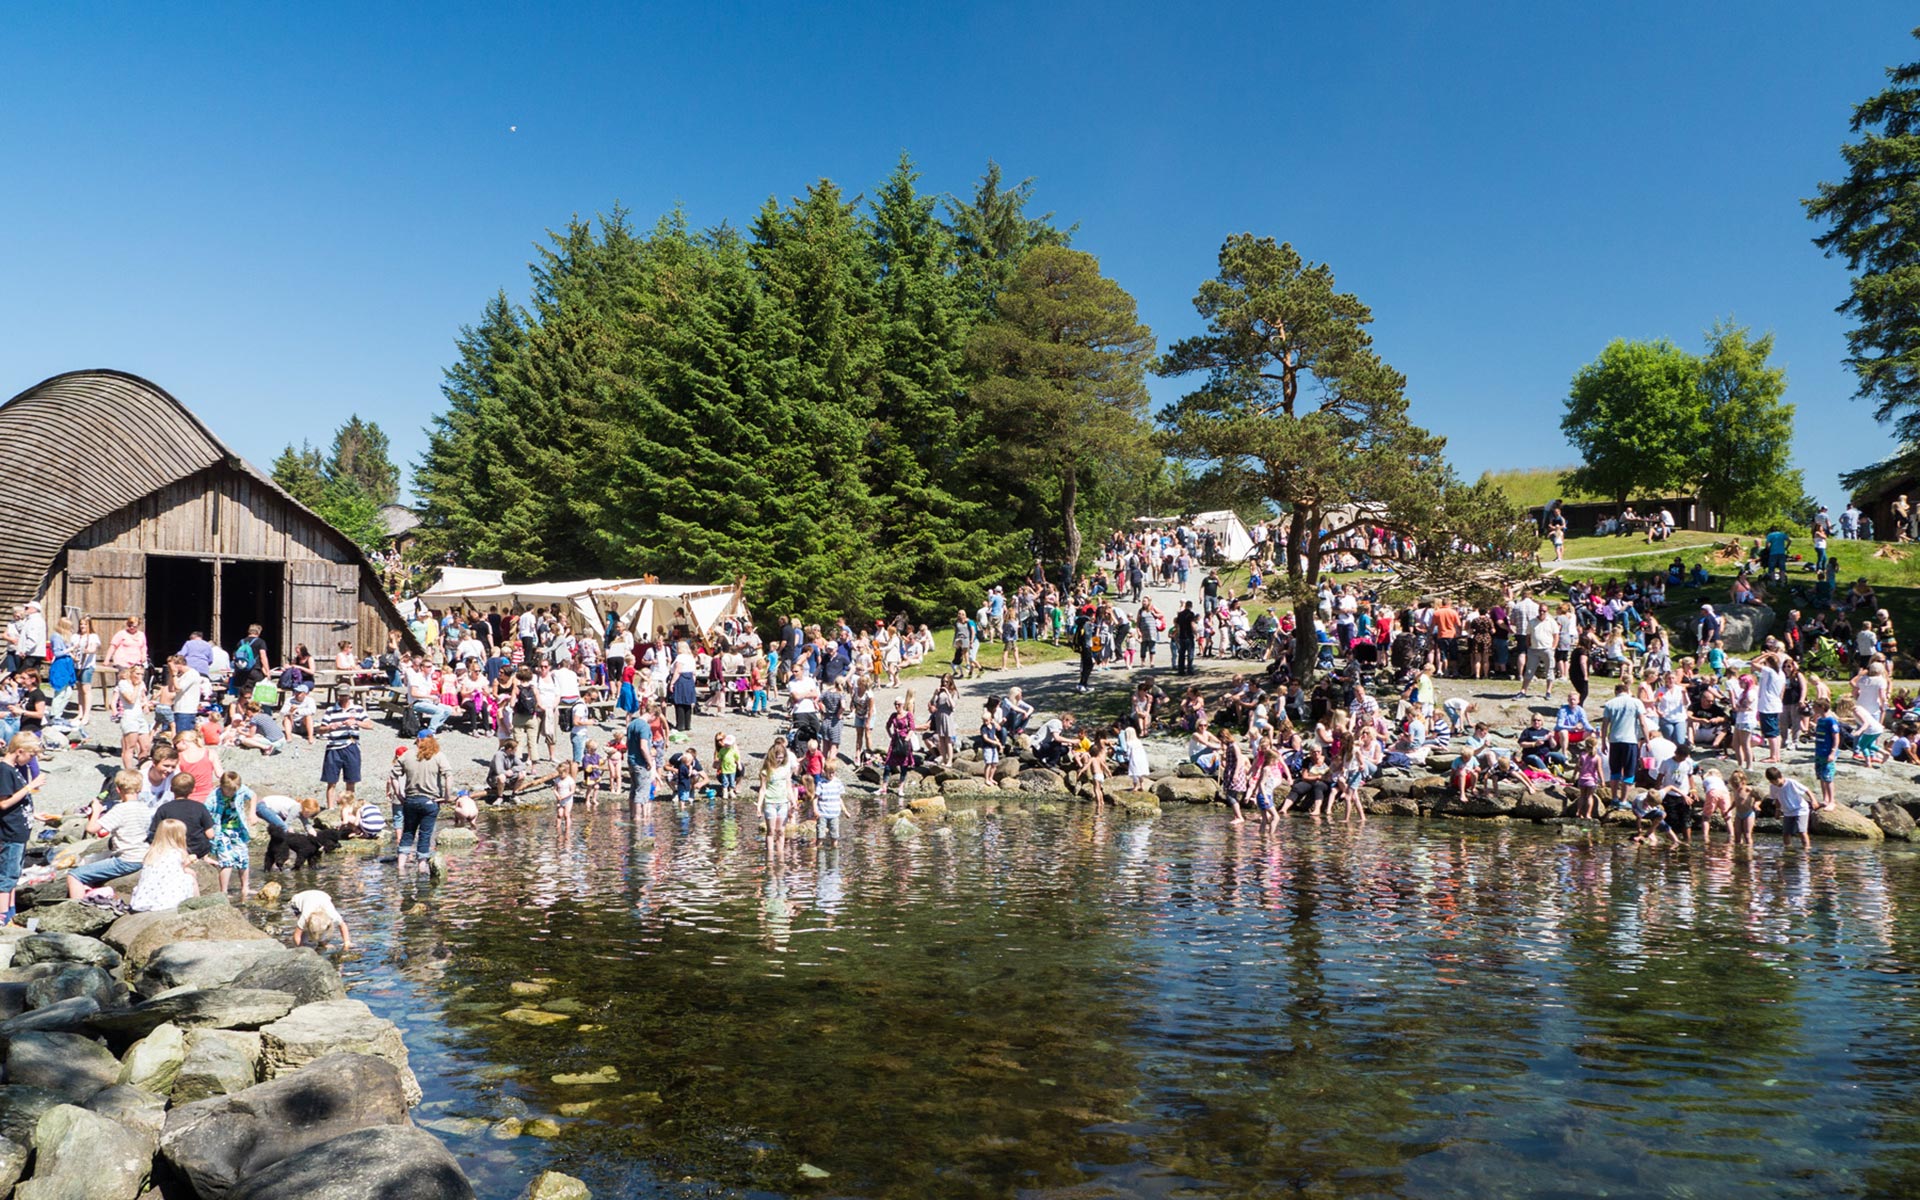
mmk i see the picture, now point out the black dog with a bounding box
[265,823,343,870]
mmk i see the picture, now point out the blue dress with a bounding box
[46,634,76,691]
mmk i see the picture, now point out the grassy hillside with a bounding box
[1479,467,1598,510]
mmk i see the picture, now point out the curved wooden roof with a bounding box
[0,370,406,634]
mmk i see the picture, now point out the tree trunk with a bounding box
[1062,469,1082,586]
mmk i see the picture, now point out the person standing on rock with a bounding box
[1600,683,1647,812]
[320,686,372,812]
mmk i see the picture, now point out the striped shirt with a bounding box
[323,704,367,749]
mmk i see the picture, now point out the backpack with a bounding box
[234,639,257,671]
[515,689,538,718]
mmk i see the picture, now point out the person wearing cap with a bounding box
[15,604,45,674]
[1696,603,1721,651]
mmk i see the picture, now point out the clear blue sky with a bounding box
[1,3,1907,508]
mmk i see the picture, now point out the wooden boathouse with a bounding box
[2,369,415,660]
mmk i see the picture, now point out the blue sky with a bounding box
[1,3,1907,507]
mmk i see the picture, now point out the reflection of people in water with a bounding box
[759,859,796,951]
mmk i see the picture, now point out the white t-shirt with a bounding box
[1754,665,1785,716]
[289,889,343,928]
[1858,673,1889,718]
[1772,779,1813,817]
[173,669,206,714]
[552,666,581,699]
[1656,757,1694,795]
[98,799,154,861]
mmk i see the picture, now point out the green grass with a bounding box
[896,626,1079,681]
[1551,529,1723,563]
[1560,535,1920,657]
[1480,467,1598,510]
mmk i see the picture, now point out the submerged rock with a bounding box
[501,1008,569,1027]
[521,1170,592,1200]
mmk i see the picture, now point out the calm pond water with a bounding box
[289,800,1920,1199]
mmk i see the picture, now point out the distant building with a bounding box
[1845,448,1920,539]
[4,370,418,658]
[379,504,422,554]
[1526,496,1716,538]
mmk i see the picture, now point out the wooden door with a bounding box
[64,549,146,626]
[288,561,360,658]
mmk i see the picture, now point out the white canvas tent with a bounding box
[1191,510,1255,561]
[416,574,752,641]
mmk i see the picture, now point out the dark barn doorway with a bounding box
[219,560,284,663]
[146,556,212,665]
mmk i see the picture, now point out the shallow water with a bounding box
[293,800,1920,1199]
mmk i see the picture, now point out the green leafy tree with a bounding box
[271,431,390,553]
[1805,29,1920,438]
[946,161,1072,319]
[746,180,892,621]
[866,155,1026,614]
[415,290,531,566]
[269,443,328,509]
[326,415,400,506]
[968,246,1156,575]
[1159,235,1525,676]
[1696,320,1806,529]
[1559,339,1705,510]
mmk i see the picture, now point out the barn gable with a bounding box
[1,369,416,657]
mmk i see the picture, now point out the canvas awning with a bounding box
[418,575,752,640]
[1191,510,1254,560]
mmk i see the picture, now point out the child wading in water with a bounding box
[715,733,741,800]
[1221,728,1248,824]
[553,760,576,833]
[1728,770,1758,845]
[1574,740,1603,820]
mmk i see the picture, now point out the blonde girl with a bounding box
[129,818,199,912]
[1728,770,1758,846]
[554,760,576,832]
[758,738,794,851]
[1335,734,1368,824]
[116,665,152,770]
[1699,767,1733,844]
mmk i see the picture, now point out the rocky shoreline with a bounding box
[0,890,590,1200]
[857,740,1920,844]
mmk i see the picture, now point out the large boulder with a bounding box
[172,1029,261,1104]
[136,939,290,997]
[0,997,98,1038]
[15,1102,155,1200]
[10,933,121,973]
[1715,603,1775,654]
[26,902,116,938]
[1510,792,1568,821]
[1812,804,1885,841]
[5,1033,119,1102]
[24,963,121,1011]
[0,1087,62,1148]
[84,1084,168,1141]
[1018,768,1068,794]
[90,986,296,1040]
[230,949,346,1006]
[1154,778,1220,805]
[258,1000,422,1106]
[1362,793,1422,818]
[103,905,271,973]
[1869,798,1920,841]
[227,1124,476,1200]
[117,1022,189,1093]
[0,1135,25,1196]
[160,1053,413,1200]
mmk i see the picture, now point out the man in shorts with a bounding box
[320,686,372,810]
[1600,683,1647,811]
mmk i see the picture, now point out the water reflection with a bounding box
[290,801,1920,1198]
